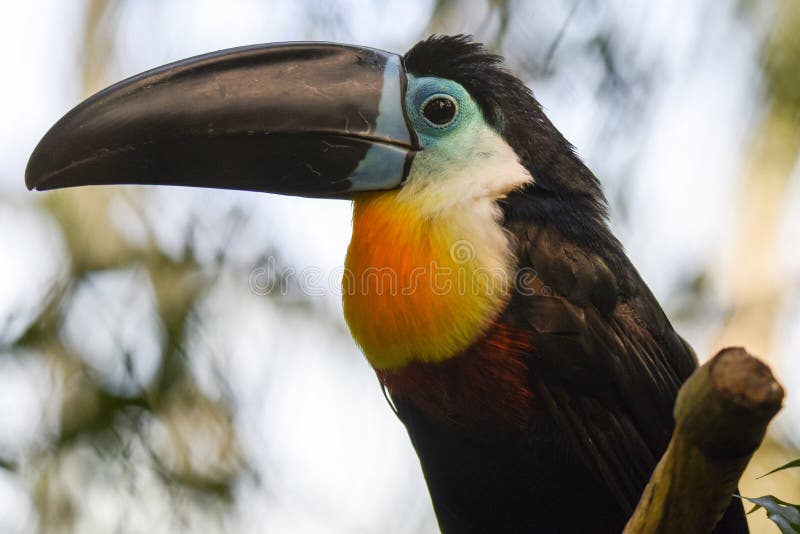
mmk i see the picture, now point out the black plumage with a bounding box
[391,35,749,533]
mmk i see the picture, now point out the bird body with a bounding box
[345,36,748,532]
[26,35,749,533]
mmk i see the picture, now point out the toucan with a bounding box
[26,35,748,533]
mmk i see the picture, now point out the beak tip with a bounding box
[26,136,68,191]
[24,154,45,191]
[24,170,41,191]
[24,167,38,191]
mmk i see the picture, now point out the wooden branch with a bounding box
[623,347,784,534]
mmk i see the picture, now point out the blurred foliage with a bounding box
[12,186,247,530]
[761,1,800,118]
[1,1,799,533]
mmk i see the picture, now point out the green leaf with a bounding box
[746,502,762,515]
[757,459,800,479]
[737,495,800,534]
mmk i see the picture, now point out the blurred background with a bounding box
[1,0,798,532]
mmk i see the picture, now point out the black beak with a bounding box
[26,43,418,198]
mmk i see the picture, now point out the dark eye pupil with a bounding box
[423,97,457,125]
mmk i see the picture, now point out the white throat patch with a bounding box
[397,123,534,217]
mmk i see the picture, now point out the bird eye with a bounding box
[421,94,459,128]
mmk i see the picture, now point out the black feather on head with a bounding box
[405,35,622,259]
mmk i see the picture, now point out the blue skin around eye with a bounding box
[405,76,478,147]
[345,75,484,193]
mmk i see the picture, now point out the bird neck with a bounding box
[343,190,516,370]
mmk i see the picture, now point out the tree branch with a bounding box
[623,347,785,533]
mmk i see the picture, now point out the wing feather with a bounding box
[514,224,697,512]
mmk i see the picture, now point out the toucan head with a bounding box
[26,35,603,211]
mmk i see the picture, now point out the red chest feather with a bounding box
[375,323,536,429]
